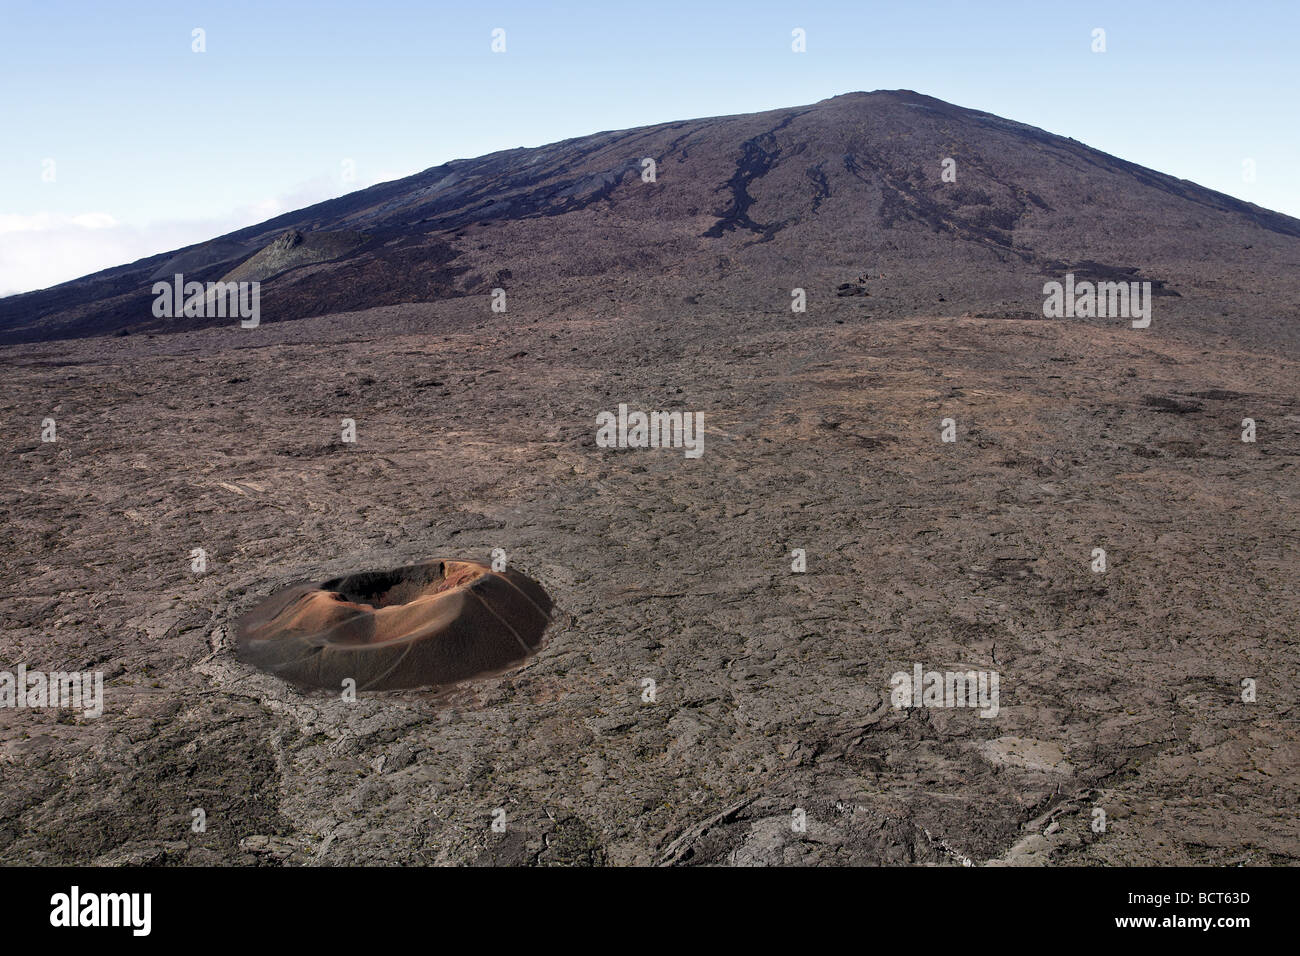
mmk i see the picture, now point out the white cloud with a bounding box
[70,212,119,230]
[0,211,116,234]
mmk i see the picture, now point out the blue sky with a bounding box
[2,0,1296,294]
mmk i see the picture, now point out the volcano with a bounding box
[3,90,1298,346]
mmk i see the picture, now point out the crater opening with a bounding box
[235,559,553,692]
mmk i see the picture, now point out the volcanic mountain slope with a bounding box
[3,90,1299,345]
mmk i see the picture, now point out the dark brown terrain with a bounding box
[1,91,1296,866]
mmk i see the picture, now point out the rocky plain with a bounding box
[0,91,1296,865]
